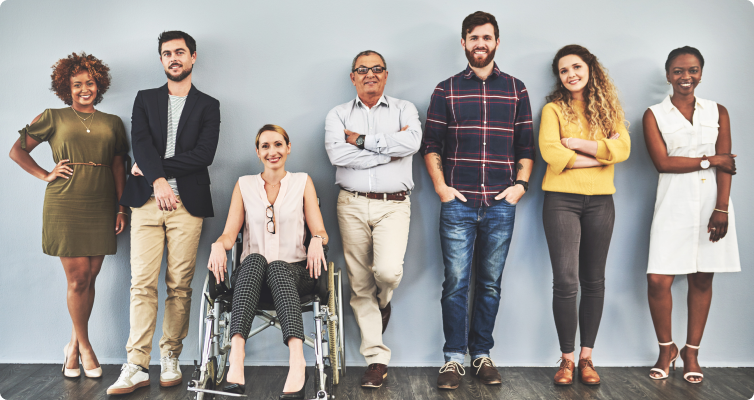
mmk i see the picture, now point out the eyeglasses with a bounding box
[266,205,275,234]
[352,66,386,75]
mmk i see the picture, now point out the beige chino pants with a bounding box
[126,197,203,368]
[337,189,410,366]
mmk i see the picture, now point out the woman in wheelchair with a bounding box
[206,124,328,398]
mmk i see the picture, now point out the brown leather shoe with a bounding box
[437,361,465,390]
[471,357,501,385]
[554,358,575,386]
[380,303,391,333]
[578,358,600,385]
[361,363,388,388]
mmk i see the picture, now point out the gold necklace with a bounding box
[71,108,96,133]
[262,178,281,189]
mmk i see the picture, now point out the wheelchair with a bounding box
[188,232,346,399]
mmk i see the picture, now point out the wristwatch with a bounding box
[700,155,710,170]
[515,180,529,192]
[355,135,365,149]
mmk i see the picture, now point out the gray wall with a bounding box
[0,0,751,367]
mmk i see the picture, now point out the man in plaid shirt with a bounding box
[420,11,535,390]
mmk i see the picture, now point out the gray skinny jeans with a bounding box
[542,192,615,353]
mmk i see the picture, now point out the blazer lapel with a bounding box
[157,84,169,154]
[175,84,199,140]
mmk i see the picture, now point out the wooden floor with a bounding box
[1,364,752,400]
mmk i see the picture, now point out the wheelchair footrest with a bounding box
[188,386,247,397]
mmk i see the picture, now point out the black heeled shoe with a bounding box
[223,382,246,394]
[279,371,308,400]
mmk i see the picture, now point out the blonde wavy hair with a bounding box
[546,45,628,139]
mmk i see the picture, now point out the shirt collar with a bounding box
[661,94,704,113]
[463,62,502,80]
[356,94,389,109]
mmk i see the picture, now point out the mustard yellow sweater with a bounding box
[539,101,630,195]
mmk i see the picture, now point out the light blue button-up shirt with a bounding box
[325,95,422,193]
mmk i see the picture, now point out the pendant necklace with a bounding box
[71,107,96,133]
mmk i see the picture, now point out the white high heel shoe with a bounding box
[648,341,678,380]
[62,344,80,378]
[681,344,703,384]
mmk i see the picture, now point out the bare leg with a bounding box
[226,334,246,385]
[282,337,306,393]
[681,272,714,382]
[61,256,99,370]
[579,347,592,360]
[78,256,104,370]
[647,273,678,378]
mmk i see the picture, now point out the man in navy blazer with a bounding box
[109,31,220,396]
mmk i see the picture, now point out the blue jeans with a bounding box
[440,198,516,363]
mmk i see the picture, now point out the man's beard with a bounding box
[465,46,496,68]
[165,64,193,82]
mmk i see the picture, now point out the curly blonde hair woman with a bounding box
[547,44,628,139]
[538,44,631,386]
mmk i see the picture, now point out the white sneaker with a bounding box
[159,352,182,387]
[106,363,149,395]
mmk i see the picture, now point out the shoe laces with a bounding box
[439,361,466,376]
[116,363,141,383]
[160,351,179,371]
[472,357,496,374]
[556,357,574,369]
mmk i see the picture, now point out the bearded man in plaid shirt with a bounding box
[420,11,535,390]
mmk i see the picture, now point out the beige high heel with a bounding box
[62,344,80,378]
[681,344,703,384]
[84,364,103,378]
[648,341,678,380]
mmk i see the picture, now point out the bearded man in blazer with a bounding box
[108,30,220,396]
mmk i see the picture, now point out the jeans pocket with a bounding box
[441,197,457,204]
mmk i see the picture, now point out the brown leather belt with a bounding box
[344,189,409,201]
[68,161,111,168]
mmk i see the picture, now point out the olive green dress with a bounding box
[19,108,129,257]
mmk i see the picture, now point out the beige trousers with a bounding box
[336,189,410,365]
[126,197,203,368]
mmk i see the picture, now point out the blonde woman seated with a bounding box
[207,124,328,399]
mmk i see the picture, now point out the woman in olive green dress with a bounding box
[9,53,129,378]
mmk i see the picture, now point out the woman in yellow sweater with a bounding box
[539,45,630,386]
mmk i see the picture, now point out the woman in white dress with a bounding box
[643,46,740,384]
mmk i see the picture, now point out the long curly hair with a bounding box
[546,45,628,139]
[50,52,111,106]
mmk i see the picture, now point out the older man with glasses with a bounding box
[324,50,422,389]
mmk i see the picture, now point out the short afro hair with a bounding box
[50,52,111,106]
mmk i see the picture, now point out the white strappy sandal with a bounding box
[649,341,678,380]
[682,344,703,384]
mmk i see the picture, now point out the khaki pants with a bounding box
[126,197,203,368]
[336,189,410,366]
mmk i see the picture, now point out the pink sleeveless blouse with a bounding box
[238,172,308,263]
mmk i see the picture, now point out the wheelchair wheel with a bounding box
[213,306,231,386]
[326,262,339,385]
[191,357,217,400]
[336,269,346,379]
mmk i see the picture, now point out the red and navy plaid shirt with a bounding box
[421,63,535,207]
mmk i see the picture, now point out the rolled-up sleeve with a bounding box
[364,101,422,157]
[325,107,390,169]
[595,122,631,165]
[420,84,447,156]
[513,80,535,161]
[539,104,577,174]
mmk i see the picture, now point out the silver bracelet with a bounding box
[312,235,326,242]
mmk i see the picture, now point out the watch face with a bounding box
[701,160,710,169]
[356,136,364,146]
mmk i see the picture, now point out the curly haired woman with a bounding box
[9,52,129,379]
[538,45,630,386]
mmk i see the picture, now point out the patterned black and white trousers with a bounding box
[229,253,315,345]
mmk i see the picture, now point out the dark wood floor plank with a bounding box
[0,364,47,394]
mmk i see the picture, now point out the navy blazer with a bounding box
[120,84,221,218]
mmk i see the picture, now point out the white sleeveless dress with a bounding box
[646,96,740,275]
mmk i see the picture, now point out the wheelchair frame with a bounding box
[188,233,346,399]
